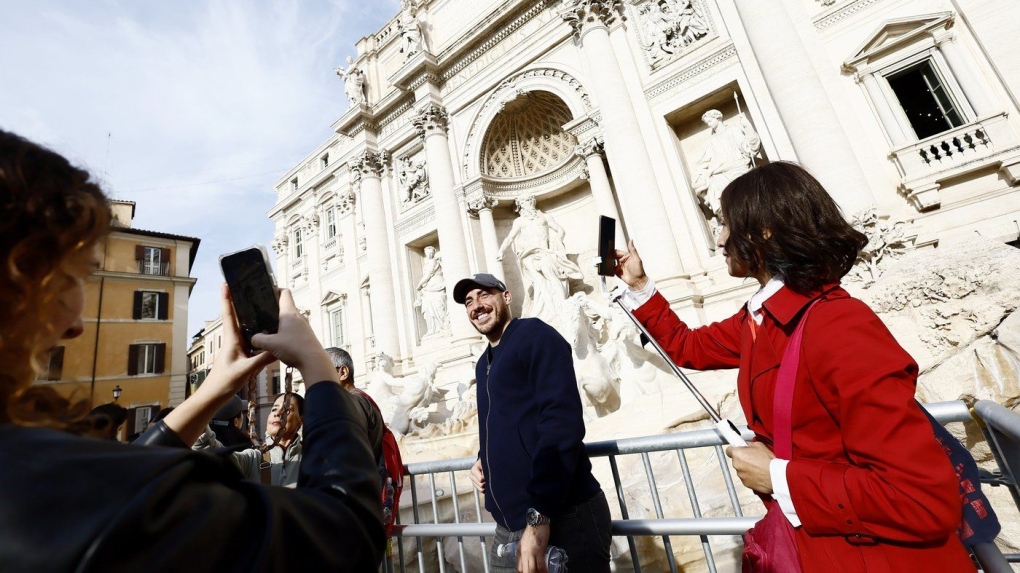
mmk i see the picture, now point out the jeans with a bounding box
[489,490,612,573]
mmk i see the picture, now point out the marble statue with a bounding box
[638,0,710,64]
[414,246,448,338]
[496,195,583,324]
[384,362,441,435]
[691,109,760,218]
[397,155,429,203]
[561,293,621,418]
[398,0,425,58]
[334,56,366,106]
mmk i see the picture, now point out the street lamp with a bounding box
[112,385,122,402]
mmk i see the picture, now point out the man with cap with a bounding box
[209,396,250,448]
[454,273,611,573]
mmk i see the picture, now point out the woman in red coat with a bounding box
[614,162,974,572]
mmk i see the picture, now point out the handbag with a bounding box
[741,302,816,573]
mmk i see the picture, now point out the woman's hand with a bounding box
[614,239,648,290]
[251,289,338,387]
[726,441,776,495]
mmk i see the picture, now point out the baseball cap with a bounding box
[453,273,507,304]
[213,395,245,422]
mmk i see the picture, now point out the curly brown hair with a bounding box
[0,129,112,427]
[719,161,867,295]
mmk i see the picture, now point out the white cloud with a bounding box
[0,0,399,339]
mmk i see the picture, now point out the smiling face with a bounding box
[266,394,302,442]
[463,287,512,342]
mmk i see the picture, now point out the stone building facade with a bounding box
[268,0,1020,400]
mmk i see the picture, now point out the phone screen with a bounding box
[597,216,616,277]
[221,247,280,352]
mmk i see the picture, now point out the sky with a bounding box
[0,0,399,341]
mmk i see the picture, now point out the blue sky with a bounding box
[0,0,399,340]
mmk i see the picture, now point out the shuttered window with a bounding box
[127,343,166,375]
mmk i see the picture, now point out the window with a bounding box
[135,246,169,275]
[294,228,304,258]
[330,308,344,347]
[272,370,282,395]
[325,208,337,239]
[128,343,166,375]
[129,406,154,435]
[291,177,299,191]
[36,346,64,381]
[321,154,329,169]
[887,60,965,140]
[133,291,168,320]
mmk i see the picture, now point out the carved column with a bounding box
[467,197,502,280]
[732,0,874,214]
[859,73,909,146]
[560,0,685,281]
[935,30,997,118]
[414,103,475,339]
[349,150,399,356]
[575,136,624,241]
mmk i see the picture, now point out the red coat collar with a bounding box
[761,282,842,326]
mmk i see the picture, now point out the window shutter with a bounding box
[128,344,139,376]
[125,409,139,436]
[160,248,171,273]
[50,347,65,381]
[135,245,145,260]
[158,292,169,320]
[133,292,143,320]
[155,343,167,374]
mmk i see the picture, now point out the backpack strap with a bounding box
[259,447,273,485]
[773,300,819,460]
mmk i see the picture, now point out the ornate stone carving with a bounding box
[847,208,913,285]
[692,108,760,218]
[413,104,449,138]
[634,0,710,66]
[270,235,288,255]
[481,91,577,179]
[337,188,357,215]
[466,196,499,216]
[334,56,366,106]
[574,135,605,159]
[398,0,426,59]
[414,246,448,338]
[349,150,387,179]
[559,0,625,37]
[396,155,430,204]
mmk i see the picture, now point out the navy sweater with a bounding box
[477,317,601,530]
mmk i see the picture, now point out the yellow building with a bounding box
[35,200,199,437]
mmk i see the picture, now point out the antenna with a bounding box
[102,132,112,184]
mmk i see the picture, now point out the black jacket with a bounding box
[0,382,384,572]
[476,318,601,530]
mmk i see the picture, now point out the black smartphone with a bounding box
[596,215,616,277]
[220,246,280,353]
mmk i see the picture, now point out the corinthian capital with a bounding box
[413,103,449,138]
[574,134,605,159]
[466,196,499,216]
[559,0,624,38]
[349,150,387,178]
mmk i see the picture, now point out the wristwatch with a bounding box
[526,507,551,527]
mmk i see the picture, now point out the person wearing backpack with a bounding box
[613,162,976,572]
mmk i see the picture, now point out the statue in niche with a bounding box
[692,109,760,218]
[397,155,429,203]
[638,0,710,64]
[413,246,448,338]
[496,195,583,325]
[398,0,425,58]
[334,56,366,106]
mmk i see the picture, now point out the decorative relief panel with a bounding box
[481,91,577,178]
[631,0,712,69]
[396,153,430,207]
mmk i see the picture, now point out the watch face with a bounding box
[527,508,547,526]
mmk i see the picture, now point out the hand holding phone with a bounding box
[220,246,280,354]
[596,216,616,277]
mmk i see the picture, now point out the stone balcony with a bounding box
[891,112,1020,211]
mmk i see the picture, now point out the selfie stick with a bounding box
[594,268,747,447]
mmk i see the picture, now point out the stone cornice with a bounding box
[395,202,436,236]
[644,42,737,101]
[814,0,889,31]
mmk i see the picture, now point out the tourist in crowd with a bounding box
[0,129,383,571]
[207,396,249,448]
[326,346,384,461]
[456,273,612,573]
[613,161,974,572]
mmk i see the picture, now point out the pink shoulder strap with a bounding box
[772,300,819,460]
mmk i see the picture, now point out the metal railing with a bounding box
[382,400,1018,573]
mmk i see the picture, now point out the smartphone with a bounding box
[596,216,616,277]
[220,246,279,353]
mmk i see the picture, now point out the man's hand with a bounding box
[725,441,776,494]
[469,458,485,494]
[614,240,648,290]
[518,524,550,573]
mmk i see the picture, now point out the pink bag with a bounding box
[741,303,816,573]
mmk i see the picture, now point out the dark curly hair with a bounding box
[719,161,867,295]
[0,129,112,427]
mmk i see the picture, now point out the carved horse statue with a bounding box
[557,293,621,417]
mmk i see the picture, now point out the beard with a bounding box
[471,298,510,336]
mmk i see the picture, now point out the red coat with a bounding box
[634,284,975,573]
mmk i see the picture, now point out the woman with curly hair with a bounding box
[614,161,974,572]
[0,129,384,571]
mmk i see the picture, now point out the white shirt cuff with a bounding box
[770,459,801,528]
[621,278,657,310]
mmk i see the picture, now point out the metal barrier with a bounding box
[384,400,1018,572]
